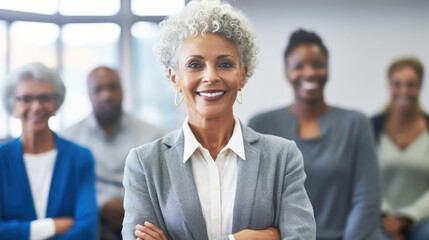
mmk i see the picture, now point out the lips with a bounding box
[394,96,412,105]
[28,115,47,122]
[196,90,226,101]
[301,81,319,90]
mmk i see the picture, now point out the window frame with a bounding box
[0,0,190,137]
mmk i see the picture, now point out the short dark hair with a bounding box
[388,57,424,83]
[283,29,329,64]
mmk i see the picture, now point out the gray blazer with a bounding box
[122,123,315,240]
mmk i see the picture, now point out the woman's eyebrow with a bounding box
[187,55,204,59]
[217,54,234,59]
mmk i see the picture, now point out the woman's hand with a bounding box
[234,227,280,240]
[382,216,412,240]
[383,216,412,232]
[135,222,168,240]
[54,217,74,235]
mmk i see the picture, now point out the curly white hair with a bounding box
[153,0,258,82]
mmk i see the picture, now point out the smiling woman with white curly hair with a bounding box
[122,1,315,240]
[154,0,258,81]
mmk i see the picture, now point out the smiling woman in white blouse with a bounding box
[0,62,98,240]
[372,57,429,240]
[121,1,315,240]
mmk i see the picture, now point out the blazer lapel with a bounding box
[46,134,62,218]
[12,138,38,220]
[163,130,208,240]
[232,124,261,232]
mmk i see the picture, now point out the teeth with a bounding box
[396,96,410,104]
[199,92,224,97]
[302,81,318,90]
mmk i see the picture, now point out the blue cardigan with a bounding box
[0,134,98,240]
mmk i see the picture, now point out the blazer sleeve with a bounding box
[0,218,30,240]
[122,148,165,240]
[279,141,316,240]
[0,144,31,240]
[52,149,98,240]
[344,116,382,240]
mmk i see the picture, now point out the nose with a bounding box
[303,66,317,79]
[399,84,408,94]
[99,88,115,100]
[29,98,44,111]
[202,65,219,84]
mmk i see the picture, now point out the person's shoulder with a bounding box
[134,136,165,152]
[0,138,18,156]
[125,113,165,135]
[244,125,295,151]
[0,137,15,148]
[330,106,369,123]
[60,117,90,137]
[248,106,287,130]
[370,112,386,125]
[249,107,286,122]
[55,135,96,170]
[244,127,302,166]
[131,128,180,160]
[55,134,93,157]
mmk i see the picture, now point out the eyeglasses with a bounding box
[15,94,57,104]
[390,81,419,90]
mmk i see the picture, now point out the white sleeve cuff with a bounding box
[30,218,56,240]
[228,234,236,240]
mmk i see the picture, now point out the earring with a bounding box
[236,88,243,104]
[175,89,184,106]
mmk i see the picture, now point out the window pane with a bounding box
[60,0,120,16]
[0,0,57,15]
[0,21,8,139]
[61,23,120,128]
[10,21,59,69]
[131,22,181,129]
[132,0,184,16]
[9,21,59,137]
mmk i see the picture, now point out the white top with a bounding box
[183,116,245,240]
[24,149,57,240]
[379,131,429,224]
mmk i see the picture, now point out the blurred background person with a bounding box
[0,62,98,239]
[61,66,164,240]
[371,57,429,240]
[248,29,381,240]
[123,1,315,239]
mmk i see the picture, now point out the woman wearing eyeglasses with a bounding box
[0,62,98,240]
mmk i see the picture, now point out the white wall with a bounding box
[230,0,429,124]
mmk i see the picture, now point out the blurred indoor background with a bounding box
[1,0,428,138]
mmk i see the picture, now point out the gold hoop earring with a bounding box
[175,89,184,106]
[236,88,243,104]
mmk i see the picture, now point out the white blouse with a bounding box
[24,149,57,240]
[378,131,429,223]
[182,116,245,240]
